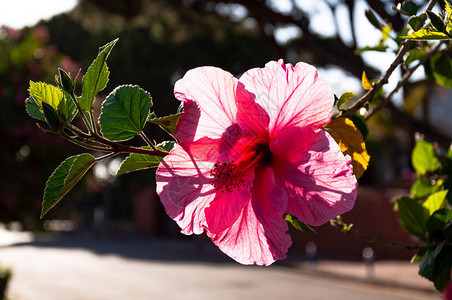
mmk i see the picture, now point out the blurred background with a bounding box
[0,0,451,298]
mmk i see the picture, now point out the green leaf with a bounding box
[42,102,62,133]
[25,96,45,121]
[61,91,77,123]
[401,28,452,40]
[337,92,355,109]
[408,14,426,31]
[426,208,452,233]
[28,81,63,111]
[58,68,74,94]
[42,153,96,218]
[411,140,440,175]
[356,44,388,54]
[150,113,182,135]
[411,248,427,263]
[423,190,448,215]
[99,85,153,142]
[444,179,452,205]
[396,196,429,239]
[402,1,418,16]
[439,149,452,176]
[78,39,118,111]
[284,214,315,233]
[427,11,449,35]
[404,49,428,66]
[410,178,443,199]
[365,9,381,29]
[116,141,175,175]
[419,243,443,281]
[419,243,452,291]
[428,54,452,88]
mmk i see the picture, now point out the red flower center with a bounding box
[209,143,273,192]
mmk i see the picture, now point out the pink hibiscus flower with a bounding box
[156,60,357,265]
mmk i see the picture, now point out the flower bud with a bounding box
[42,102,63,133]
[58,68,74,94]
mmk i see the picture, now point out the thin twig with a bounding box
[95,152,117,161]
[91,134,168,157]
[62,133,112,152]
[365,41,444,119]
[338,0,438,119]
[140,132,158,151]
[330,218,436,250]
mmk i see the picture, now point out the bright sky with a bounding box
[0,0,77,29]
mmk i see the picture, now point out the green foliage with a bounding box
[410,178,443,199]
[396,196,429,239]
[337,92,355,109]
[427,11,449,35]
[78,39,118,111]
[419,243,452,291]
[58,68,75,94]
[408,13,426,31]
[426,54,452,88]
[42,102,63,133]
[426,209,452,234]
[28,81,63,111]
[149,113,183,135]
[411,140,440,175]
[356,45,387,54]
[284,214,315,233]
[116,141,175,175]
[25,97,45,122]
[42,153,96,217]
[402,1,419,16]
[402,28,452,40]
[399,137,452,292]
[61,91,78,124]
[404,49,427,66]
[365,9,381,30]
[423,191,448,215]
[99,85,153,141]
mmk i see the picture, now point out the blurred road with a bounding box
[0,230,441,300]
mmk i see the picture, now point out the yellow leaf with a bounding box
[324,118,370,179]
[361,71,372,90]
[445,0,452,28]
[29,81,63,111]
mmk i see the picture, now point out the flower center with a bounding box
[209,143,272,192]
[209,162,246,192]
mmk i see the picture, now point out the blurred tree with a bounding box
[0,26,81,229]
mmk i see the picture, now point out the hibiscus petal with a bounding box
[272,129,357,226]
[239,59,333,138]
[173,67,238,142]
[156,144,216,235]
[208,167,291,265]
[235,82,270,142]
[205,171,254,234]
